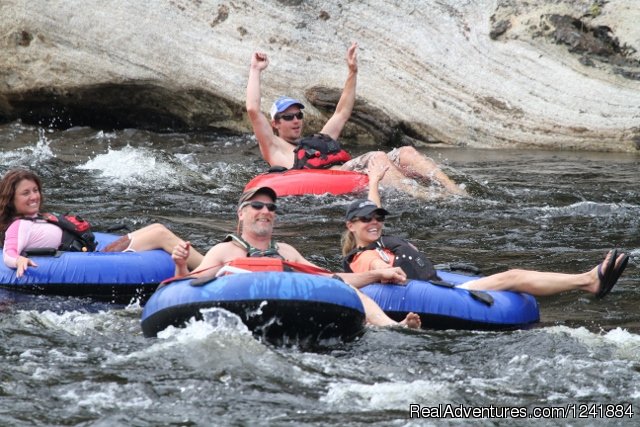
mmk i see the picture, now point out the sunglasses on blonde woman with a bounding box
[353,214,385,223]
[240,201,278,212]
[277,112,304,121]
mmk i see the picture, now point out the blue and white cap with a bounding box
[270,96,305,119]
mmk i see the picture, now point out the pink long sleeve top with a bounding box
[3,217,63,268]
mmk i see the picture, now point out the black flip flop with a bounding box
[596,249,618,299]
[597,253,629,300]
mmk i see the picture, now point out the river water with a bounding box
[1,121,639,426]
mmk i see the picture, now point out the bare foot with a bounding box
[399,312,422,329]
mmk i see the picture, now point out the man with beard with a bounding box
[172,186,421,328]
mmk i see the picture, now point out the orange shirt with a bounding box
[349,248,395,273]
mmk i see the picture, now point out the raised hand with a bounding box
[251,51,269,72]
[366,156,389,184]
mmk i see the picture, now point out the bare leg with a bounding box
[389,146,466,195]
[356,289,421,329]
[128,223,204,269]
[461,251,625,297]
[342,151,436,199]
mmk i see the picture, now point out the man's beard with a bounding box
[246,220,273,238]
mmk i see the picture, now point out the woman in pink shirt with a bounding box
[0,169,203,278]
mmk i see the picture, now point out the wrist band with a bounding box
[331,274,345,282]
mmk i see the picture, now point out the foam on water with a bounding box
[121,308,257,364]
[117,309,356,391]
[322,379,451,410]
[546,325,640,362]
[0,129,55,167]
[16,309,113,335]
[537,201,639,219]
[58,381,154,412]
[77,146,179,186]
[75,144,245,198]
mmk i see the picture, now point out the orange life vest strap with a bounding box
[227,257,287,272]
[227,258,333,275]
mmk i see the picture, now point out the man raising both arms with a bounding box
[246,42,466,197]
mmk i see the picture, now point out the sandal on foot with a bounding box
[598,253,629,299]
[596,249,619,299]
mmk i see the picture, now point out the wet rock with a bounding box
[305,86,397,145]
[632,130,640,151]
[550,15,614,55]
[7,83,242,131]
[542,14,640,80]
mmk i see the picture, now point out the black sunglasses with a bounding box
[277,111,304,121]
[241,201,277,212]
[354,214,385,223]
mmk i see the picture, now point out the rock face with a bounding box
[1,0,639,151]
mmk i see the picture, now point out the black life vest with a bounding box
[343,236,439,281]
[292,133,352,169]
[224,234,285,259]
[22,213,97,252]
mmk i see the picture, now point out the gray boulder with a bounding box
[1,0,639,151]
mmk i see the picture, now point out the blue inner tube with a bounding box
[361,270,540,330]
[141,272,366,347]
[0,232,174,304]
